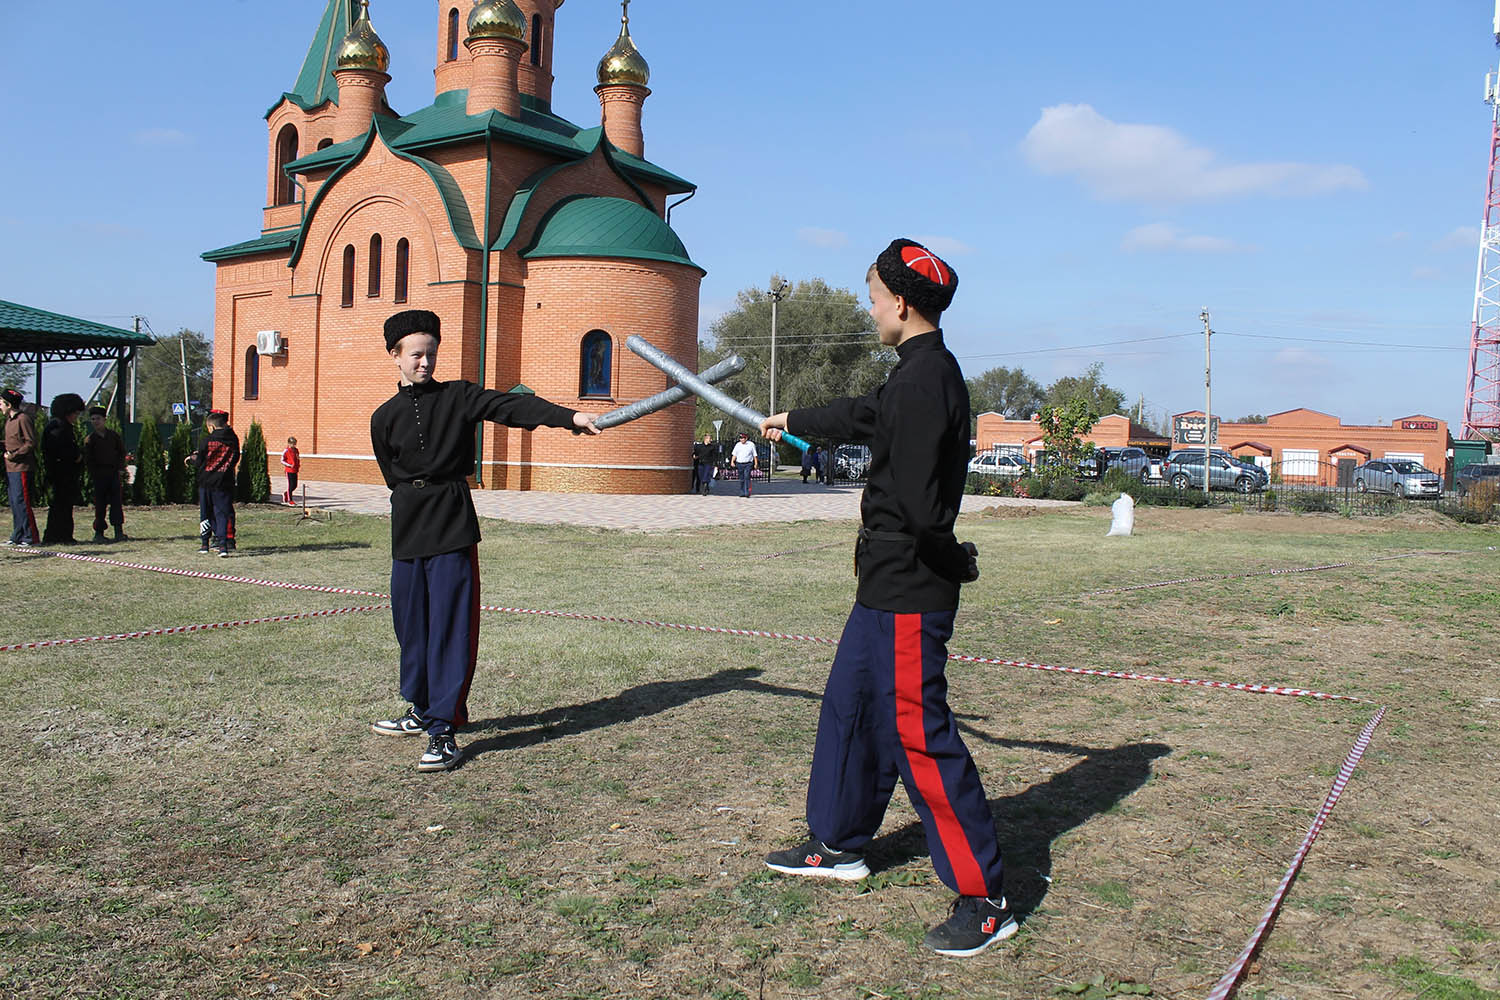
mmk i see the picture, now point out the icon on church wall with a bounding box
[581,330,612,397]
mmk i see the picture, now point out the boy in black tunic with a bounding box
[759,239,1014,957]
[369,309,600,772]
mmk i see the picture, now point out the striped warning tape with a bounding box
[38,549,388,598]
[1081,549,1469,598]
[0,604,389,652]
[1205,706,1386,1000]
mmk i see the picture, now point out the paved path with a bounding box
[296,476,1074,532]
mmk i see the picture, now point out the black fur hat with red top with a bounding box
[874,238,958,317]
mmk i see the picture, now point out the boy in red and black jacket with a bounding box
[189,410,239,557]
[281,437,300,505]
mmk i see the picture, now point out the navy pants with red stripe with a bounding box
[7,470,38,545]
[807,602,1005,898]
[390,546,480,736]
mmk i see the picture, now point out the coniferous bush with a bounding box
[236,420,271,503]
[132,420,167,506]
[165,422,194,503]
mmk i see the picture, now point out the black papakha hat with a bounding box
[50,392,85,416]
[89,406,107,418]
[1,388,23,409]
[874,238,958,316]
[384,309,441,352]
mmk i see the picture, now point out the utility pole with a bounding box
[130,317,141,422]
[179,334,191,423]
[769,279,789,416]
[1136,393,1144,426]
[1201,309,1213,494]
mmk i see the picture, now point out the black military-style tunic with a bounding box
[788,330,972,613]
[370,379,577,560]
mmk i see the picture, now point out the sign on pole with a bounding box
[171,403,186,416]
[1172,415,1219,446]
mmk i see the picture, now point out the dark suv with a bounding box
[1085,446,1151,481]
[1161,449,1268,493]
[1455,462,1500,499]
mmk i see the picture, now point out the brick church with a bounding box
[203,0,704,492]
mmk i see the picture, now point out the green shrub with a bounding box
[1045,478,1087,502]
[1287,492,1336,514]
[132,421,167,505]
[165,423,195,504]
[1262,489,1277,511]
[236,420,272,503]
[1136,486,1212,508]
[1082,490,1115,507]
[1017,476,1046,499]
[1099,467,1144,498]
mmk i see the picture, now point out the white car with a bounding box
[968,452,1030,477]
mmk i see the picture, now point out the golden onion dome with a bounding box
[336,0,390,73]
[596,2,649,87]
[468,0,526,42]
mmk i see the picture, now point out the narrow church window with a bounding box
[368,234,382,297]
[447,8,459,61]
[317,138,333,151]
[579,330,612,398]
[274,124,299,206]
[341,245,355,307]
[394,239,410,303]
[244,346,259,400]
[531,15,542,66]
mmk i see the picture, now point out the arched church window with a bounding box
[317,138,332,151]
[447,8,459,61]
[274,124,298,206]
[394,239,410,304]
[579,330,612,398]
[341,244,355,307]
[368,234,382,297]
[244,345,259,400]
[531,15,542,66]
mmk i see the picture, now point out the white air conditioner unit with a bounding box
[255,330,284,356]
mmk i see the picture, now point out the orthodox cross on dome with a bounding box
[621,0,630,26]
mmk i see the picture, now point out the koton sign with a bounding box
[1173,415,1219,446]
[1401,420,1438,431]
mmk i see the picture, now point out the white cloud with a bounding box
[1434,226,1478,251]
[912,235,975,257]
[797,226,849,249]
[131,127,191,147]
[1411,265,1443,281]
[1121,222,1251,254]
[1020,104,1367,203]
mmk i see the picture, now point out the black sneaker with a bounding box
[370,707,425,737]
[923,896,1018,957]
[217,549,230,558]
[764,839,870,880]
[198,546,210,554]
[417,733,463,772]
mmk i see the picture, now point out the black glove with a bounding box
[960,541,979,583]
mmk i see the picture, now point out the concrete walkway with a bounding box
[294,475,1074,532]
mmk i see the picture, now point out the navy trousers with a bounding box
[198,487,235,548]
[93,474,124,534]
[737,461,753,496]
[807,602,1005,898]
[390,546,479,735]
[7,471,37,544]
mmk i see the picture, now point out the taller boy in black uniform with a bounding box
[759,239,1014,957]
[369,309,601,773]
[188,411,239,557]
[42,393,85,545]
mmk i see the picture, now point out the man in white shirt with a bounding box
[731,432,759,497]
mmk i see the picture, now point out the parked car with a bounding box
[1090,446,1151,481]
[1352,459,1441,498]
[1455,462,1500,498]
[1162,449,1269,493]
[968,451,1030,477]
[833,444,871,481]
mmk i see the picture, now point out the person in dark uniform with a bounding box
[692,433,718,495]
[42,393,85,545]
[187,411,239,557]
[82,406,128,543]
[369,309,601,773]
[759,239,1014,957]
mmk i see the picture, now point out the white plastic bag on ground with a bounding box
[1106,492,1135,537]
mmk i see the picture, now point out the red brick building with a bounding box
[203,0,704,492]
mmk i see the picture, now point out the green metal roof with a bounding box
[267,0,353,118]
[201,231,299,263]
[522,196,703,273]
[0,300,154,360]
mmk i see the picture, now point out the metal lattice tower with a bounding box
[1464,11,1500,441]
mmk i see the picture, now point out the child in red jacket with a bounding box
[281,436,300,505]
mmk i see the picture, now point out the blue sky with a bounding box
[0,0,1493,429]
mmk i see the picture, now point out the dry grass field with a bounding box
[2,501,1497,1000]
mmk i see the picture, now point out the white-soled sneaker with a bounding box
[764,839,870,880]
[416,733,463,772]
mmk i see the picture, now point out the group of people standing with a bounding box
[2,389,129,548]
[689,433,830,495]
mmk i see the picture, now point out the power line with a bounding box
[1216,330,1465,351]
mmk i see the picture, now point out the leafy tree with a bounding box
[1234,413,1268,424]
[1037,397,1100,476]
[1043,362,1127,416]
[0,363,27,392]
[967,365,1045,426]
[98,328,212,424]
[697,276,893,444]
[165,422,195,504]
[236,420,271,503]
[132,421,167,505]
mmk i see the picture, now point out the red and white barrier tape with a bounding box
[0,604,388,652]
[479,604,841,646]
[39,550,388,598]
[1205,706,1386,1000]
[1082,549,1468,598]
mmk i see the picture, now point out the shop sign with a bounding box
[1173,415,1219,445]
[1401,420,1438,431]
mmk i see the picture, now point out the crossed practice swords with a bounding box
[593,335,811,452]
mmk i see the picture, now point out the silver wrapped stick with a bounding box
[627,335,811,452]
[594,354,746,429]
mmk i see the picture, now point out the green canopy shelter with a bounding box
[0,300,154,420]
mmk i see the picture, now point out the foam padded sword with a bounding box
[627,335,812,452]
[593,354,746,429]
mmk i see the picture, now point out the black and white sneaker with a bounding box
[764,839,870,880]
[370,707,425,737]
[416,733,463,772]
[923,896,1018,957]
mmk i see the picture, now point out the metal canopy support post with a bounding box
[1202,309,1213,495]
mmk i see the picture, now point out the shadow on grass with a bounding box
[461,667,818,760]
[217,541,374,557]
[865,733,1171,919]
